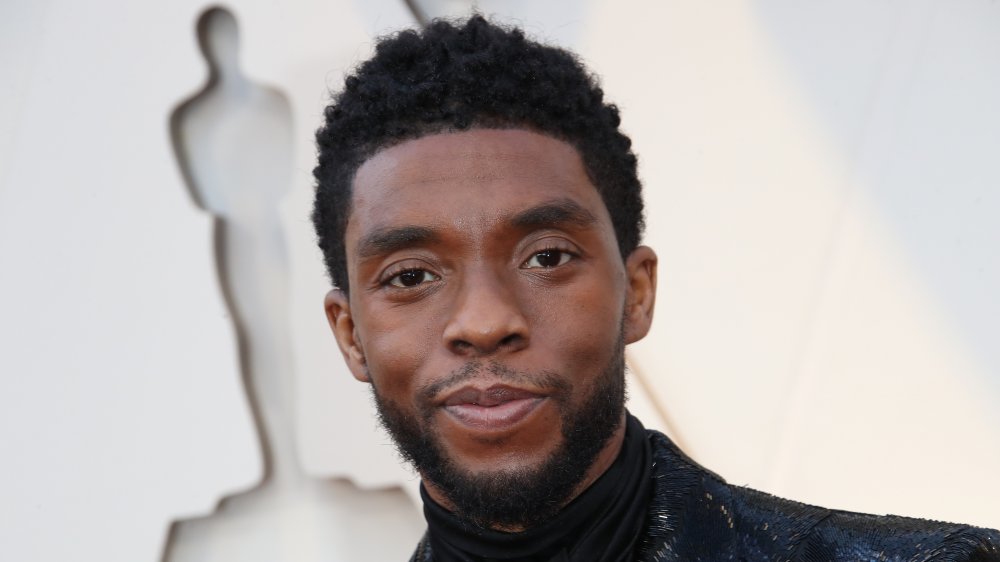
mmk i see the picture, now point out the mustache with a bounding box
[417,361,571,406]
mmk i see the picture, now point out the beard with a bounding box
[370,333,626,530]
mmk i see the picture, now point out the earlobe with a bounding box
[324,289,370,383]
[622,246,657,344]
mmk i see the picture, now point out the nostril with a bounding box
[450,340,474,354]
[498,333,524,349]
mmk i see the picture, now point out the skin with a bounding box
[325,128,657,527]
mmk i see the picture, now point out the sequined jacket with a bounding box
[410,429,1000,561]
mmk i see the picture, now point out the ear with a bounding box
[324,289,370,383]
[622,246,657,344]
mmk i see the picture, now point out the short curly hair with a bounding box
[312,15,644,291]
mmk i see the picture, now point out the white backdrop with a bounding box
[1,1,997,560]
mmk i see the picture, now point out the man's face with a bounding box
[326,128,656,527]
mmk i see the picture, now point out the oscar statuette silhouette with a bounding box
[161,8,421,561]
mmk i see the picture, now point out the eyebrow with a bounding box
[509,198,599,230]
[355,225,439,259]
[354,199,599,260]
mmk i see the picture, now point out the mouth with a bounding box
[440,384,546,432]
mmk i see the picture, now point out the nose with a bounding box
[442,268,530,357]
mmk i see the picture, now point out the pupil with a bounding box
[537,250,560,267]
[399,270,422,286]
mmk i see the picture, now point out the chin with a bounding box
[373,368,625,528]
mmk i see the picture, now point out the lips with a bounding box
[441,384,546,432]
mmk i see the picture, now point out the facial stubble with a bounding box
[370,331,627,531]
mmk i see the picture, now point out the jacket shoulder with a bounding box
[730,484,1000,561]
[639,429,1000,562]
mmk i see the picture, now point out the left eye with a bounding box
[523,249,572,269]
[387,268,439,288]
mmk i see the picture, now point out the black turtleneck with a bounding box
[421,413,653,562]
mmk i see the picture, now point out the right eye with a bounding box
[386,268,440,288]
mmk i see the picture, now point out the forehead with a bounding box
[346,128,610,248]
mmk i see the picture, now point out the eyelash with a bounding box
[522,246,576,269]
[381,267,440,289]
[379,245,577,290]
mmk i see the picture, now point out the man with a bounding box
[312,16,1000,561]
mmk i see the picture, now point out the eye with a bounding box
[523,249,573,269]
[386,268,440,288]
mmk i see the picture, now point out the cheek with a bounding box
[359,300,456,407]
[358,307,441,403]
[526,274,623,374]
